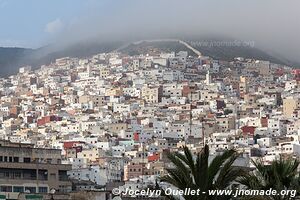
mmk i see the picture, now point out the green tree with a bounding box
[238,157,300,200]
[160,145,243,200]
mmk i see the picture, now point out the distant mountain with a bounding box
[0,47,34,75]
[120,40,299,67]
[0,41,124,77]
[187,39,298,67]
[119,40,198,57]
[0,38,298,77]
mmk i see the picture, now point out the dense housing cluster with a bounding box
[0,48,298,198]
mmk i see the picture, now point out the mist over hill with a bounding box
[0,38,298,77]
[0,41,124,77]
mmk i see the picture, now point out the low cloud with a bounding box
[43,0,300,64]
[45,18,64,34]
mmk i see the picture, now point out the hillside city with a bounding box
[0,46,300,199]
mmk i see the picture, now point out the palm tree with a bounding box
[160,145,243,200]
[238,157,300,200]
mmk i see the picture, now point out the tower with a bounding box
[87,65,91,74]
[206,70,211,85]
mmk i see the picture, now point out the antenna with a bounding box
[141,142,145,200]
[202,118,205,146]
[189,91,193,144]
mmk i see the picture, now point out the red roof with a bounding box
[148,153,160,162]
[133,132,139,142]
[241,126,256,135]
[63,141,82,149]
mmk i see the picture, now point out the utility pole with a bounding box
[189,92,192,144]
[141,142,145,200]
[202,118,205,146]
[36,158,39,193]
[236,101,240,136]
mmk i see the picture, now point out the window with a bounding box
[3,172,9,178]
[38,187,48,193]
[13,172,21,179]
[0,186,12,192]
[59,170,69,181]
[13,157,19,162]
[13,186,24,193]
[24,157,31,163]
[38,170,48,180]
[25,187,36,193]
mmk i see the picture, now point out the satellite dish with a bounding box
[50,189,56,194]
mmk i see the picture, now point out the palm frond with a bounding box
[208,149,236,187]
[215,152,242,189]
[194,144,209,190]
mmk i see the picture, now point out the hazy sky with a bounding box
[0,0,299,62]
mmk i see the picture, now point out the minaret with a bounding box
[87,65,91,76]
[206,70,211,85]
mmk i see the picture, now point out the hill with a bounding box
[120,40,298,67]
[0,39,298,77]
[0,41,123,77]
[0,47,34,75]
